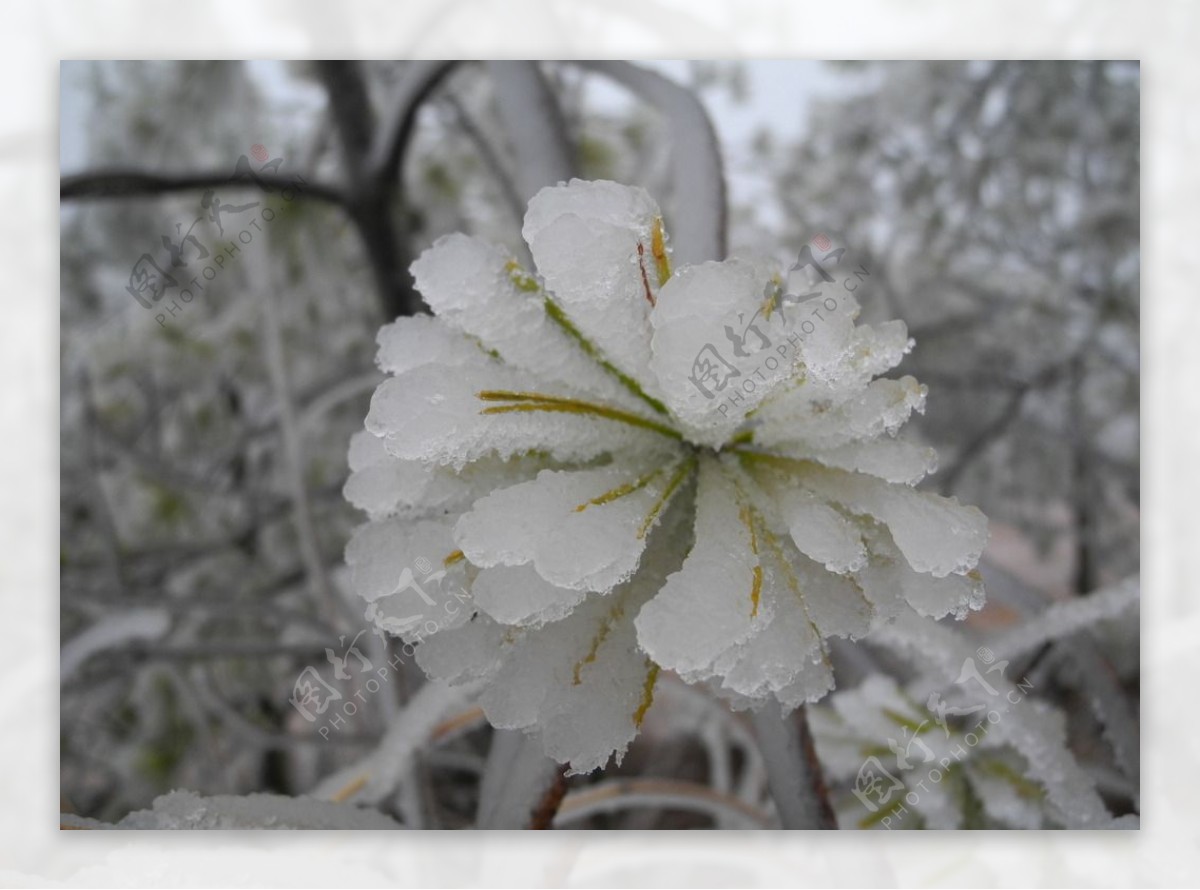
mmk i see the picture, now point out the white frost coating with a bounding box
[992,575,1140,660]
[649,258,794,445]
[771,485,867,573]
[455,463,674,593]
[756,376,928,452]
[522,179,666,405]
[837,319,913,385]
[345,431,547,521]
[712,566,831,708]
[345,517,457,604]
[873,612,1120,828]
[478,588,645,768]
[310,678,480,807]
[343,430,470,520]
[366,360,669,471]
[797,463,988,578]
[411,233,642,410]
[375,313,483,376]
[635,457,768,677]
[111,790,404,829]
[472,563,588,627]
[345,517,474,642]
[414,611,514,685]
[799,436,939,485]
[790,551,876,640]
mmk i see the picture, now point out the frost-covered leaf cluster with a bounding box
[345,178,989,774]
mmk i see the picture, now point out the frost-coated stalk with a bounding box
[476,729,564,828]
[751,702,837,829]
[487,61,577,203]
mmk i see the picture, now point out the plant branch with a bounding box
[751,702,837,829]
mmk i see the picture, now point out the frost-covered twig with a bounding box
[476,729,564,829]
[992,575,1139,660]
[257,250,337,629]
[366,60,458,184]
[310,679,479,805]
[60,608,169,682]
[751,703,837,829]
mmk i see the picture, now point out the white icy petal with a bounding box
[375,314,483,376]
[345,431,548,521]
[772,485,867,573]
[522,179,667,405]
[790,552,876,640]
[478,590,620,731]
[366,574,473,640]
[835,320,913,385]
[714,567,826,704]
[898,564,985,620]
[795,463,989,578]
[787,292,860,382]
[853,552,914,622]
[794,437,939,486]
[853,523,984,621]
[455,461,686,593]
[756,376,927,452]
[471,563,588,627]
[539,603,657,775]
[346,517,475,641]
[635,457,767,678]
[344,430,470,520]
[345,517,458,604]
[414,612,515,685]
[365,357,672,470]
[649,257,795,445]
[502,486,690,771]
[410,233,643,409]
[772,658,836,712]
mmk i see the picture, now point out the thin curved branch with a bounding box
[367,60,459,187]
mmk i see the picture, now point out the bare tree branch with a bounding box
[60,169,346,206]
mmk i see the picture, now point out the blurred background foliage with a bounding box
[59,61,1138,826]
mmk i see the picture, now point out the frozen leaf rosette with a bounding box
[344,179,988,774]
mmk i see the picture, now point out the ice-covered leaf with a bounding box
[410,233,644,410]
[795,462,988,577]
[455,460,689,593]
[522,179,668,406]
[635,457,769,678]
